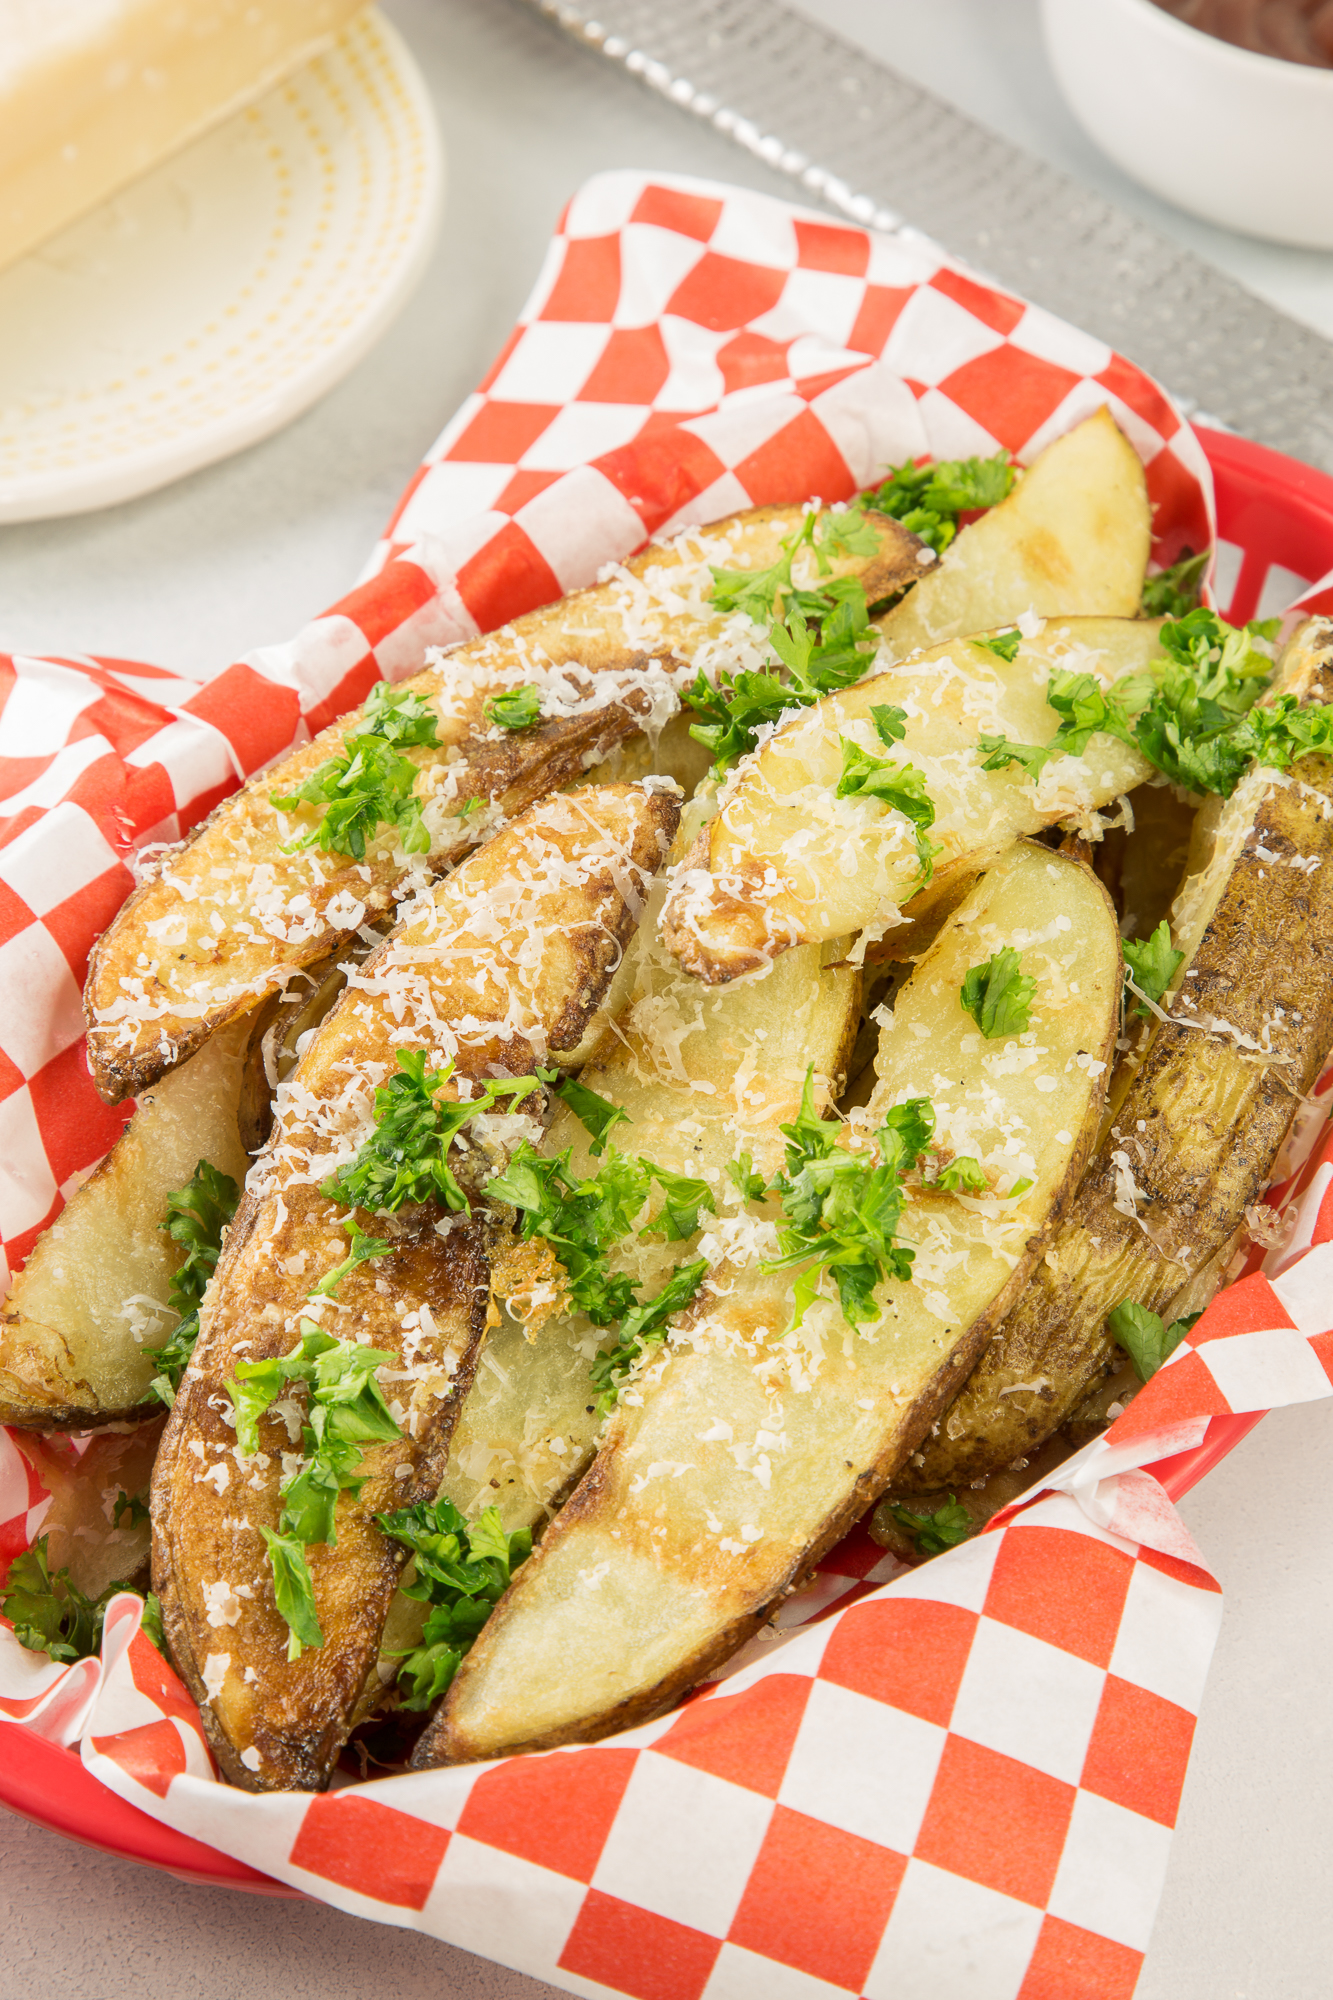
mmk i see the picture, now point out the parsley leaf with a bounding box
[486,1143,647,1326]
[884,1495,975,1557]
[835,737,940,884]
[761,1069,930,1328]
[935,1156,989,1194]
[817,509,881,559]
[377,1496,532,1709]
[1122,922,1184,1019]
[973,628,1022,664]
[858,452,1015,554]
[976,733,1058,779]
[309,1216,393,1299]
[683,515,884,775]
[552,1075,632,1158]
[1106,1300,1201,1382]
[110,1489,150,1530]
[726,1152,769,1203]
[322,1050,546,1217]
[259,1529,323,1658]
[231,1319,403,1658]
[960,948,1036,1039]
[484,685,542,731]
[144,1159,240,1407]
[642,1167,716,1243]
[0,1537,162,1665]
[870,703,908,746]
[681,665,796,773]
[1140,548,1209,618]
[272,683,441,862]
[589,1257,709,1415]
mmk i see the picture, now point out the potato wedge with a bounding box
[439,855,862,1536]
[418,841,1120,1762]
[0,1019,257,1430]
[86,506,926,1105]
[875,407,1151,660]
[904,620,1333,1489]
[152,784,679,1792]
[661,616,1162,982]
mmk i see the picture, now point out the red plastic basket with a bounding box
[1,424,1330,1895]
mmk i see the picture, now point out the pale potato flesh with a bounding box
[85,506,926,1105]
[441,881,862,1536]
[152,785,680,1792]
[421,841,1121,1762]
[661,616,1161,982]
[0,1019,255,1428]
[876,407,1151,660]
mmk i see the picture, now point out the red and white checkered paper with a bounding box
[3,170,1333,1996]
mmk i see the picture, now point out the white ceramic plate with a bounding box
[0,7,442,524]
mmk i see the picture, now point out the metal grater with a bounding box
[519,0,1333,472]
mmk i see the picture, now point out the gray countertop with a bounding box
[3,3,1332,1995]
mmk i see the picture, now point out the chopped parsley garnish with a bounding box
[857,452,1015,555]
[975,609,1330,802]
[322,1049,546,1218]
[0,1537,164,1665]
[230,1319,403,1658]
[935,1156,989,1194]
[959,948,1036,1039]
[551,1075,631,1157]
[883,1495,975,1557]
[726,1153,768,1203]
[145,1159,240,1407]
[682,514,886,776]
[272,681,442,862]
[835,732,940,885]
[1106,1300,1201,1382]
[973,628,1022,664]
[761,1070,931,1329]
[1122,922,1185,1020]
[816,509,882,560]
[309,1216,393,1299]
[486,1139,710,1408]
[377,1497,531,1710]
[1140,548,1208,619]
[484,685,542,731]
[588,1257,710,1414]
[110,1488,150,1530]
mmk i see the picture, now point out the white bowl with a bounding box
[1041,0,1333,248]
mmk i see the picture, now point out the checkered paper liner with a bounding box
[2,169,1332,1996]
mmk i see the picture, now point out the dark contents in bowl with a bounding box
[1153,0,1333,65]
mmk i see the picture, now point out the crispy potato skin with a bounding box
[85,507,924,1105]
[906,642,1333,1488]
[418,844,1121,1764]
[152,786,679,1792]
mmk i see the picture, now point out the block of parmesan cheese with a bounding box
[0,0,367,274]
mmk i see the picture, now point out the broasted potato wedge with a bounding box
[0,1020,256,1430]
[662,616,1161,982]
[418,841,1121,1762]
[86,506,926,1106]
[876,407,1150,660]
[904,620,1333,1489]
[152,783,679,1792]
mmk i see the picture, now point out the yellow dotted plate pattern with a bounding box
[0,7,442,522]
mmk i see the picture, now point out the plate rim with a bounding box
[0,8,444,526]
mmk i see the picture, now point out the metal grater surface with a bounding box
[520,0,1333,471]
